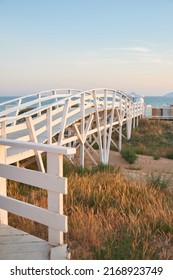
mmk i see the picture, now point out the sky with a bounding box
[0,0,173,96]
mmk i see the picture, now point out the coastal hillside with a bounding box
[164,92,173,97]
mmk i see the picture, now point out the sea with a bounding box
[0,95,173,108]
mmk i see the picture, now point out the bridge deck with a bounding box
[0,224,53,260]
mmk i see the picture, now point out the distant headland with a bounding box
[164,92,173,97]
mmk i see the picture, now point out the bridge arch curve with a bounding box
[0,88,144,169]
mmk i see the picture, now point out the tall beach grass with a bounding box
[7,164,173,260]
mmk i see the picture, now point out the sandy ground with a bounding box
[79,149,173,187]
[109,150,173,174]
[109,150,173,187]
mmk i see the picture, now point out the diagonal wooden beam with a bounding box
[84,115,94,142]
[26,117,45,173]
[58,99,70,145]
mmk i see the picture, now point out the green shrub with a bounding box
[121,147,137,164]
[166,151,173,160]
[153,154,160,160]
[91,163,118,174]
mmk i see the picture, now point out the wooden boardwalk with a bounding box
[0,88,144,168]
[0,224,52,260]
[0,88,144,259]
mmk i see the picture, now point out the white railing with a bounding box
[0,88,145,167]
[0,89,82,120]
[0,138,76,259]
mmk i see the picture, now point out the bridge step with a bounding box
[0,224,53,260]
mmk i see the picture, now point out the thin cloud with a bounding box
[123,47,150,53]
[100,47,150,53]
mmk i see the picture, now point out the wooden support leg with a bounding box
[119,125,122,151]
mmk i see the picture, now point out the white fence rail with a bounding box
[0,88,145,168]
[0,138,76,259]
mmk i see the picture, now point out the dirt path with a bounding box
[109,150,173,174]
[108,150,173,187]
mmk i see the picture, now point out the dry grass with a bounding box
[65,171,173,259]
[117,119,173,159]
[7,167,173,260]
[6,119,173,259]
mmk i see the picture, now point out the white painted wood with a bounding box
[0,163,67,194]
[47,153,64,246]
[92,90,103,162]
[0,251,50,260]
[0,87,145,169]
[0,145,8,225]
[80,93,85,167]
[26,116,45,172]
[103,89,107,163]
[1,121,6,138]
[85,141,100,159]
[47,107,52,144]
[58,99,70,145]
[0,195,67,232]
[84,146,97,165]
[106,92,116,163]
[84,115,94,141]
[0,224,53,260]
[50,244,68,260]
[0,138,76,155]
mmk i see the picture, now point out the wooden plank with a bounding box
[0,234,44,244]
[5,122,27,134]
[0,163,67,194]
[0,195,67,232]
[0,225,52,260]
[0,225,28,235]
[7,149,36,165]
[0,251,50,260]
[0,241,51,254]
[0,138,76,155]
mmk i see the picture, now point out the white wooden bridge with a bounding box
[0,88,145,259]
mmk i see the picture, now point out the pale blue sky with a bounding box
[0,0,173,96]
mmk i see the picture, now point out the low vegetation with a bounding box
[7,162,173,260]
[121,146,137,164]
[6,119,173,260]
[121,119,173,159]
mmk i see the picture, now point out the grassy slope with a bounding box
[8,166,173,260]
[7,119,173,259]
[121,119,173,159]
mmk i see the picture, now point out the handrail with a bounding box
[0,138,76,155]
[0,88,145,167]
[0,139,76,259]
[0,88,142,123]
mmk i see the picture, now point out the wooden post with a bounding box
[47,152,64,246]
[0,145,8,225]
[103,89,107,164]
[126,100,132,140]
[80,93,85,167]
[119,94,122,151]
[47,107,52,144]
